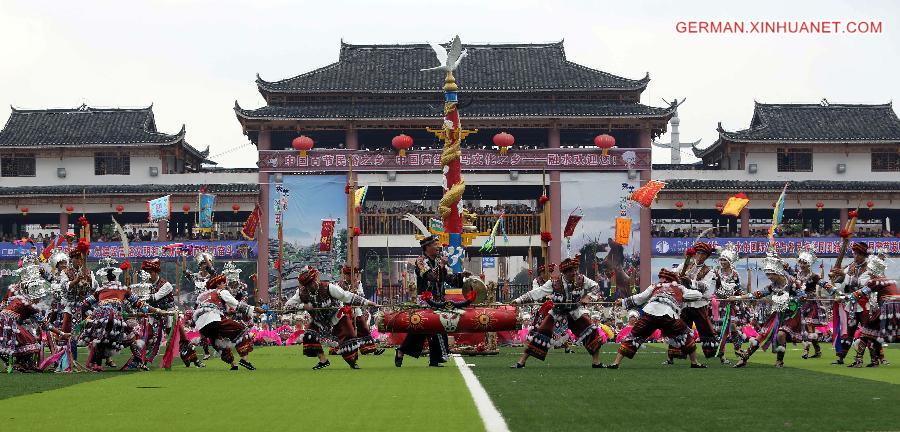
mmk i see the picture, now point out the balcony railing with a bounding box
[359,213,540,236]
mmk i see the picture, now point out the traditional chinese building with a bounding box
[652,101,900,273]
[0,105,259,289]
[235,40,675,299]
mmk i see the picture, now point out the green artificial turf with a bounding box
[0,346,483,432]
[467,344,899,432]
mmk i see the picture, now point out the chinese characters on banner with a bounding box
[147,195,171,222]
[0,241,258,261]
[319,219,336,252]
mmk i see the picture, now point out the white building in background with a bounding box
[0,105,258,241]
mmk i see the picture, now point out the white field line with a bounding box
[453,356,511,432]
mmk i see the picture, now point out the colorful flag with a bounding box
[629,180,666,208]
[768,184,789,244]
[319,219,336,252]
[199,193,215,229]
[721,192,750,217]
[241,204,261,240]
[615,217,632,245]
[354,185,368,210]
[147,195,171,222]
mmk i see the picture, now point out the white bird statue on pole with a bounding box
[421,35,468,72]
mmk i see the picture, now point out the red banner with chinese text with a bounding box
[241,205,261,241]
[319,219,336,252]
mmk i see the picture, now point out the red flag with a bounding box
[629,180,666,208]
[160,317,183,370]
[563,214,582,238]
[319,219,336,252]
[240,205,261,241]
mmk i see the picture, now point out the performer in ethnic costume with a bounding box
[222,262,254,328]
[1,257,70,372]
[44,249,80,360]
[185,252,216,292]
[827,242,870,364]
[666,242,717,363]
[733,253,804,368]
[606,268,707,369]
[194,274,260,370]
[339,265,384,356]
[710,242,746,364]
[794,245,825,359]
[141,259,203,368]
[842,254,896,367]
[80,257,171,371]
[527,263,573,352]
[285,266,378,369]
[511,254,605,369]
[395,235,469,368]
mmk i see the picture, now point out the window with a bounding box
[776,147,812,172]
[872,151,900,172]
[1,154,36,177]
[94,152,130,175]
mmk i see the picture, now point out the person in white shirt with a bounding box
[605,267,707,369]
[510,255,606,369]
[194,274,262,371]
[666,242,717,364]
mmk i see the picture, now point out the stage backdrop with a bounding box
[560,172,641,298]
[269,175,347,293]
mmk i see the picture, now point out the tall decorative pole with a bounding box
[424,36,475,273]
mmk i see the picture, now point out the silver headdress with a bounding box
[223,261,242,282]
[866,254,886,277]
[49,248,70,269]
[717,242,739,265]
[797,243,817,266]
[195,251,214,267]
[761,252,786,277]
[95,256,122,278]
[17,261,51,301]
[130,270,152,300]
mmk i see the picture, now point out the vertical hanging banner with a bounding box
[199,193,216,229]
[147,195,171,222]
[319,219,336,252]
[615,217,632,245]
[241,204,261,240]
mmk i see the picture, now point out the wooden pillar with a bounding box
[346,126,360,267]
[346,126,359,150]
[839,207,848,229]
[157,219,168,241]
[59,211,68,237]
[257,130,271,302]
[639,130,652,288]
[548,125,562,266]
[740,207,750,237]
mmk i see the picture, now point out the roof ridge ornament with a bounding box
[421,35,468,73]
[821,98,829,107]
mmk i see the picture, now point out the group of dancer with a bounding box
[511,239,896,370]
[1,231,896,374]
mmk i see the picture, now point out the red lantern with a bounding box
[593,134,616,156]
[352,227,361,237]
[65,205,74,215]
[848,210,858,218]
[538,195,550,206]
[232,204,241,214]
[675,201,684,211]
[291,135,314,157]
[540,231,553,243]
[391,134,414,157]
[866,201,874,210]
[493,132,515,155]
[182,204,191,214]
[115,205,124,214]
[19,207,28,216]
[816,201,824,212]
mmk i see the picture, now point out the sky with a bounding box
[1,0,897,167]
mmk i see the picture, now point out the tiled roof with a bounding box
[257,41,649,94]
[235,100,672,120]
[0,105,212,163]
[661,179,900,192]
[0,184,259,198]
[694,102,900,157]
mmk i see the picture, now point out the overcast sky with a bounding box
[1,0,897,167]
